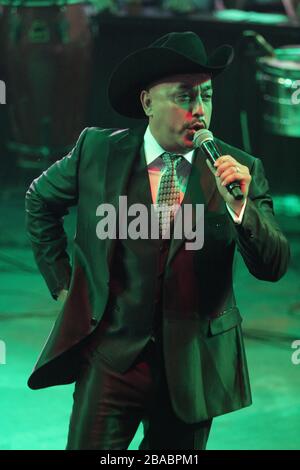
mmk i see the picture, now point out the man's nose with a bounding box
[192,96,204,117]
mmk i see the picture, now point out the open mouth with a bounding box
[185,123,205,138]
[184,122,206,142]
[189,122,206,132]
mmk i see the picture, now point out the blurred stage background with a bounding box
[0,0,300,451]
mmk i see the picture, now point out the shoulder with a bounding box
[76,127,130,166]
[82,127,129,147]
[74,127,132,172]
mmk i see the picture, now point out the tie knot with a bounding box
[161,152,183,169]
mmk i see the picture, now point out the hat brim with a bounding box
[108,44,234,119]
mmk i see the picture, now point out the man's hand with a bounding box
[206,155,251,216]
[57,289,69,303]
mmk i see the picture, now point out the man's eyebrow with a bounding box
[176,83,213,92]
[201,84,213,92]
[177,83,191,90]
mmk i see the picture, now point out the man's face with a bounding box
[140,73,213,154]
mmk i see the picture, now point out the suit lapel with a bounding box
[103,124,147,266]
[167,147,218,266]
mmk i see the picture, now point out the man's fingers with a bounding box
[214,155,235,167]
[221,172,251,187]
[219,167,242,181]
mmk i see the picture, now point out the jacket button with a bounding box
[90,317,98,326]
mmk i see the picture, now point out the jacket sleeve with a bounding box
[233,157,290,281]
[25,128,88,299]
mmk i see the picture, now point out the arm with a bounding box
[25,128,88,299]
[208,154,290,282]
[233,158,290,282]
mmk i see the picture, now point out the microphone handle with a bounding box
[201,140,244,201]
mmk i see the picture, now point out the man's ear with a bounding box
[140,90,153,117]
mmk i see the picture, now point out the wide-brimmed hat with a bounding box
[108,31,234,119]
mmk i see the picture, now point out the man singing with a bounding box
[25,31,289,450]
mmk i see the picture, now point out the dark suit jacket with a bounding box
[25,125,290,423]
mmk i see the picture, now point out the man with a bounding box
[25,31,289,450]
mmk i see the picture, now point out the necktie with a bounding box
[156,152,183,237]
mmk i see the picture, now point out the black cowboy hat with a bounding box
[108,31,234,119]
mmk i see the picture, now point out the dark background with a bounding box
[1,9,300,194]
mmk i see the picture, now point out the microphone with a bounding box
[193,129,244,201]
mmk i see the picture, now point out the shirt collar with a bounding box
[143,125,194,166]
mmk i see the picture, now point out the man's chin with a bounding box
[181,138,194,150]
[166,137,193,153]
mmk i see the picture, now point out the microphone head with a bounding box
[193,129,214,148]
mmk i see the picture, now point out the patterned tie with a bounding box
[156,152,183,238]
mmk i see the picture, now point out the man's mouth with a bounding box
[185,123,206,140]
[188,122,206,132]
